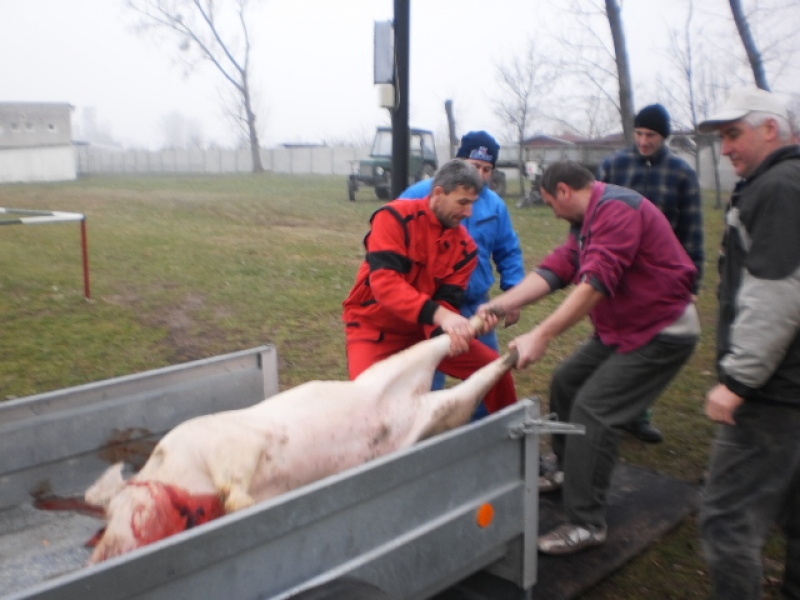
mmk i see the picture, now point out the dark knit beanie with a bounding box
[634,104,671,138]
[456,130,500,167]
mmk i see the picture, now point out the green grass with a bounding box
[0,173,782,597]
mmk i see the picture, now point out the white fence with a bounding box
[76,145,376,176]
[74,143,736,191]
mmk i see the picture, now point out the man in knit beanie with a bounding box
[597,103,705,444]
[399,131,525,417]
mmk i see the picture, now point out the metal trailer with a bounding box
[0,345,577,600]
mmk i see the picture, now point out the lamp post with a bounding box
[391,0,410,200]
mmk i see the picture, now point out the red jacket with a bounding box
[343,197,478,342]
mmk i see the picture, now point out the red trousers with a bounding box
[347,336,517,414]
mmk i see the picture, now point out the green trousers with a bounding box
[549,334,697,529]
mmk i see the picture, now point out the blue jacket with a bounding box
[399,180,525,306]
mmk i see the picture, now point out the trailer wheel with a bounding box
[285,578,395,600]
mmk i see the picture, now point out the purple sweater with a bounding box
[538,182,696,352]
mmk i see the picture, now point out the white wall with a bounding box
[0,146,76,183]
[73,143,740,194]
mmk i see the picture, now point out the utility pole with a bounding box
[391,0,410,200]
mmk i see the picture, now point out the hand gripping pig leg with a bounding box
[353,311,500,398]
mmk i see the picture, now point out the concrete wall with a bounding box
[76,145,375,176]
[0,103,72,149]
[0,146,76,184]
[0,103,76,183]
[74,142,739,194]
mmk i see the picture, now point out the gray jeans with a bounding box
[699,402,800,600]
[549,334,697,529]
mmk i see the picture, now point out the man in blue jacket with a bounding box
[400,131,525,417]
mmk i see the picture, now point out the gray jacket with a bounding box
[717,145,800,405]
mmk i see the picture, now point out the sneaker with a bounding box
[623,421,664,444]
[538,523,607,555]
[538,469,564,493]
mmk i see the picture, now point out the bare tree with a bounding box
[78,107,120,148]
[604,0,635,145]
[661,0,732,209]
[127,0,264,172]
[493,40,556,197]
[663,1,701,174]
[160,110,205,149]
[729,0,770,90]
[553,0,634,145]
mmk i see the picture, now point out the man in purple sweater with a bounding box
[480,160,699,555]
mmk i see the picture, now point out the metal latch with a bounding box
[508,412,586,439]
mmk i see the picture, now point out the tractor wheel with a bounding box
[348,178,357,202]
[375,171,392,200]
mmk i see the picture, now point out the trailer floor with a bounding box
[436,462,700,600]
[0,502,96,597]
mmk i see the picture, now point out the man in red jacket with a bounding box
[343,159,517,414]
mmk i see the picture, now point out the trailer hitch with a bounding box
[508,410,586,439]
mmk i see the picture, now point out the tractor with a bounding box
[348,127,438,201]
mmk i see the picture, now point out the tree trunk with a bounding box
[729,0,770,90]
[605,0,635,145]
[710,141,722,209]
[243,78,263,173]
[517,137,526,198]
[445,100,458,159]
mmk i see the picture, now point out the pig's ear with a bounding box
[85,463,127,509]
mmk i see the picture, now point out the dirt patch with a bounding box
[150,294,232,362]
[105,287,233,363]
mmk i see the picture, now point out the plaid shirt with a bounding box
[597,145,704,293]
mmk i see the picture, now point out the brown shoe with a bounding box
[538,523,607,555]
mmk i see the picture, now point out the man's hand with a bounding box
[509,327,551,369]
[705,384,744,425]
[477,303,504,323]
[503,307,522,328]
[437,310,476,356]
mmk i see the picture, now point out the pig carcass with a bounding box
[85,329,517,564]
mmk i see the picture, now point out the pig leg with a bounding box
[411,350,518,442]
[354,334,451,399]
[205,435,266,512]
[354,314,493,400]
[85,462,127,510]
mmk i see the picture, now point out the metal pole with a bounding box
[391,0,410,200]
[80,219,91,300]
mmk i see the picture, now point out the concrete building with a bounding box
[0,102,76,183]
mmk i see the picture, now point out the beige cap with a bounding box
[698,87,789,132]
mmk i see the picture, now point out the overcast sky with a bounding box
[3,0,797,149]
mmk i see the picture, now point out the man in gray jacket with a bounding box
[698,88,800,600]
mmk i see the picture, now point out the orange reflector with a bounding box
[476,503,495,528]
